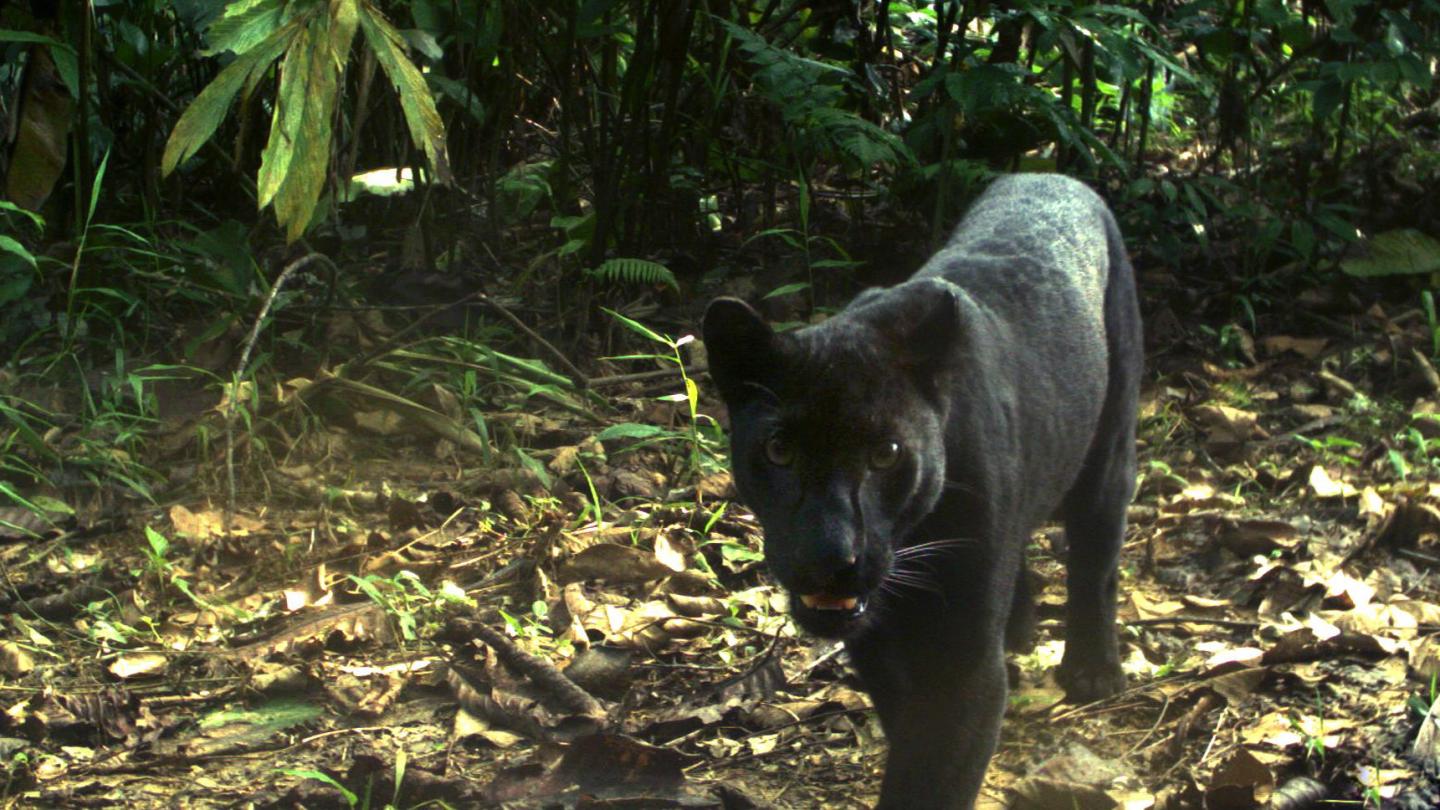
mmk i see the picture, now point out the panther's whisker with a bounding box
[942,479,981,496]
[893,537,976,556]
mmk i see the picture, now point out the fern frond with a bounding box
[808,108,915,169]
[588,258,679,291]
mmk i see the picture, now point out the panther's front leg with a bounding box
[848,619,1009,810]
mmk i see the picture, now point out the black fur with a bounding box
[703,175,1142,809]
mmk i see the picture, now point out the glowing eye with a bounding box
[870,441,901,469]
[764,434,794,466]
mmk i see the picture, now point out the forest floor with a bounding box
[5,262,1440,809]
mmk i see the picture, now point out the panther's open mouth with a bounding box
[791,592,869,637]
[799,593,860,611]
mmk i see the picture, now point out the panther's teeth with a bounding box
[800,594,859,611]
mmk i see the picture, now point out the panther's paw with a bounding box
[1056,654,1125,704]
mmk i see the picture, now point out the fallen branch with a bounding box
[446,617,605,719]
[1413,347,1440,395]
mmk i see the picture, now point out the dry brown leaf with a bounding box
[0,641,35,677]
[548,445,581,476]
[107,653,168,680]
[1331,602,1417,637]
[354,409,404,435]
[1203,750,1274,809]
[1202,647,1265,670]
[169,504,265,539]
[1358,487,1388,517]
[453,706,525,748]
[1130,590,1185,620]
[1320,570,1375,609]
[558,543,675,585]
[666,593,726,617]
[653,532,688,573]
[1216,516,1300,556]
[1193,404,1263,438]
[1259,335,1328,359]
[1308,466,1358,499]
[1204,667,1266,704]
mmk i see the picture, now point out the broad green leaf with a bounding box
[596,423,670,442]
[49,46,79,100]
[0,235,35,267]
[86,150,110,226]
[762,282,809,299]
[602,307,670,346]
[200,697,324,734]
[0,200,44,230]
[204,0,284,56]
[162,18,300,175]
[0,30,70,48]
[256,24,311,208]
[28,496,73,516]
[1341,229,1440,277]
[0,481,46,514]
[357,2,452,183]
[145,526,170,558]
[513,447,552,489]
[330,0,361,63]
[429,75,486,124]
[269,4,354,242]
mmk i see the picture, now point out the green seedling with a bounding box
[600,309,726,483]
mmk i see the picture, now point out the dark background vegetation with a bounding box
[1,1,1438,507]
[1,1,1440,805]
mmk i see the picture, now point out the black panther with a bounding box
[703,174,1141,809]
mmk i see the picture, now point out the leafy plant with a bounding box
[348,570,452,643]
[280,770,358,808]
[162,0,452,241]
[601,309,724,483]
[587,258,679,292]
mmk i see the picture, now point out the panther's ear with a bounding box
[872,278,963,377]
[703,297,776,405]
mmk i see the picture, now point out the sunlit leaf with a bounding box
[162,18,301,175]
[357,2,452,184]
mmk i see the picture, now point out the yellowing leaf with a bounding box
[357,2,452,184]
[163,19,300,175]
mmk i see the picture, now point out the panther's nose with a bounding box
[791,551,860,596]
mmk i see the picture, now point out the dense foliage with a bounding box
[0,0,1438,513]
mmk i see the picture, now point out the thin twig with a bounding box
[588,364,707,387]
[476,293,590,388]
[1125,616,1261,630]
[226,253,331,524]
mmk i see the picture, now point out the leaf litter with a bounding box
[12,292,1440,808]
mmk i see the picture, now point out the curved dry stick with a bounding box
[447,616,605,719]
[225,253,333,525]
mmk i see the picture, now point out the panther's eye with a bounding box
[764,433,794,466]
[870,441,902,470]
